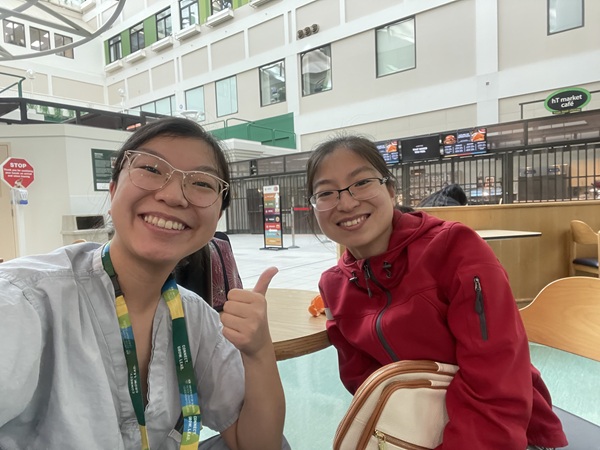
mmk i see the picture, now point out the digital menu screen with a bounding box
[442,128,488,157]
[400,135,441,162]
[375,139,400,165]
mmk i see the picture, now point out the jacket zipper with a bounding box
[364,261,399,362]
[363,261,373,298]
[474,276,488,341]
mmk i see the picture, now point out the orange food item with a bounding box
[308,294,325,317]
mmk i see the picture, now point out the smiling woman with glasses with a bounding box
[0,117,289,450]
[305,134,567,450]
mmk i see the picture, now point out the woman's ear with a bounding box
[109,180,116,200]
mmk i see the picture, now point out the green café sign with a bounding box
[545,87,591,114]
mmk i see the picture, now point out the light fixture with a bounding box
[297,23,319,40]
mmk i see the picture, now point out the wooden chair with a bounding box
[569,220,600,277]
[520,277,600,448]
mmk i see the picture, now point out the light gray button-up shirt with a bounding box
[0,243,244,450]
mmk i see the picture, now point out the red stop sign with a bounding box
[1,157,35,188]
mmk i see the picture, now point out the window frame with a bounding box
[54,33,74,58]
[259,60,286,107]
[300,45,332,97]
[547,0,584,35]
[3,19,26,47]
[156,7,172,40]
[108,34,122,63]
[29,26,50,52]
[215,76,238,117]
[180,0,199,28]
[137,95,176,116]
[29,26,50,51]
[184,85,206,121]
[375,17,416,78]
[129,22,145,53]
[210,0,232,15]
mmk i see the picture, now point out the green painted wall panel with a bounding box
[121,29,131,57]
[144,16,157,46]
[200,0,209,24]
[210,113,296,149]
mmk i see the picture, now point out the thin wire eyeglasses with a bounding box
[309,177,389,212]
[122,150,229,208]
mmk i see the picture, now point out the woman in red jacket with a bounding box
[306,135,567,450]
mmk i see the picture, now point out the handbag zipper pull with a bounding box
[375,430,387,449]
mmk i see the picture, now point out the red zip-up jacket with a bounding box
[320,210,567,449]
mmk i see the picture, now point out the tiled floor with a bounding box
[224,234,600,450]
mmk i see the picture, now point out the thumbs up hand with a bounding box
[220,267,278,357]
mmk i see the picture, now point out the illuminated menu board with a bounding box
[442,128,488,157]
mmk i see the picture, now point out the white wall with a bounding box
[0,124,129,256]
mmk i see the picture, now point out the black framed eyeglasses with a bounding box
[309,177,389,211]
[123,150,229,208]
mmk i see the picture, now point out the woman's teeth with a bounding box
[143,215,185,230]
[340,216,365,227]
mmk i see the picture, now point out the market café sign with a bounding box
[545,87,591,114]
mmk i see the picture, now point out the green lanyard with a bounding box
[101,242,202,450]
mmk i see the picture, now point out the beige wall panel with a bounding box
[235,69,259,120]
[52,77,103,103]
[346,0,400,22]
[300,3,475,116]
[147,0,165,7]
[212,32,245,71]
[203,82,217,123]
[499,0,600,70]
[181,47,209,79]
[248,15,285,58]
[31,73,49,96]
[299,105,477,152]
[126,70,151,99]
[0,68,48,96]
[107,81,127,106]
[296,0,339,31]
[151,61,176,91]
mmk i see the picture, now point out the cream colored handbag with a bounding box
[333,360,459,450]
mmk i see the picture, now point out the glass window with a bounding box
[155,96,173,115]
[3,20,26,47]
[138,95,175,116]
[301,45,332,96]
[130,22,145,52]
[216,76,238,117]
[108,34,122,62]
[548,0,583,34]
[30,27,50,51]
[376,17,415,78]
[259,60,286,106]
[185,86,205,119]
[211,0,232,14]
[156,8,172,40]
[180,0,199,28]
[54,33,74,58]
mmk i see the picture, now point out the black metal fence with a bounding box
[225,110,600,234]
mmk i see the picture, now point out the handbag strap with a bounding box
[210,239,230,294]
